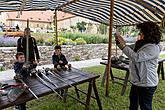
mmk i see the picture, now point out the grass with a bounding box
[4,65,165,110]
[160,54,165,59]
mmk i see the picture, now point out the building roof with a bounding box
[6,11,75,23]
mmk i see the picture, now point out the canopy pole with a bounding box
[26,19,29,62]
[54,10,58,45]
[115,27,119,57]
[106,0,115,96]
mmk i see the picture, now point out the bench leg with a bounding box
[93,80,102,110]
[101,66,107,86]
[85,81,93,110]
[74,86,80,99]
[110,68,114,81]
[101,67,114,86]
[121,71,129,96]
[63,88,68,103]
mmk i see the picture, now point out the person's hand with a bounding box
[23,63,30,69]
[59,60,63,64]
[14,74,23,80]
[115,34,126,50]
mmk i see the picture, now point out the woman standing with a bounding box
[115,22,162,110]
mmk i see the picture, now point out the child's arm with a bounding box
[14,64,27,76]
[62,55,68,65]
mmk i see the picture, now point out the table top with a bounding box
[0,68,99,109]
[100,61,129,71]
[102,57,165,63]
[100,57,165,71]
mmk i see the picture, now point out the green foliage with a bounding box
[159,54,165,59]
[36,37,44,46]
[63,39,75,45]
[0,66,4,71]
[74,55,81,61]
[70,25,77,30]
[118,26,139,37]
[58,37,76,45]
[58,37,66,45]
[74,38,87,45]
[76,21,87,32]
[45,38,55,46]
[98,24,108,34]
[59,32,108,44]
[161,29,165,41]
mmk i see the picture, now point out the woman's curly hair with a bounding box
[137,22,161,44]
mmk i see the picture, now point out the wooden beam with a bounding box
[54,10,58,45]
[106,0,115,96]
[135,0,164,16]
[26,19,29,62]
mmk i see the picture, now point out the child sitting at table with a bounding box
[52,45,68,96]
[52,45,68,69]
[14,52,29,110]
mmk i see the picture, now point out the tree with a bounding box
[76,21,87,33]
[70,25,77,33]
[98,24,108,35]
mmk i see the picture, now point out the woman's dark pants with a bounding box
[129,84,157,110]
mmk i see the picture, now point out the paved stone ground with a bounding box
[0,58,102,81]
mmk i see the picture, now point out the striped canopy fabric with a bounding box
[0,0,70,11]
[61,0,165,26]
[0,0,165,26]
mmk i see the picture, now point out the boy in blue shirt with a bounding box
[14,52,29,110]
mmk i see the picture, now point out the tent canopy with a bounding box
[0,0,165,26]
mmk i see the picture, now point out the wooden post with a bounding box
[115,27,119,57]
[54,10,58,45]
[106,0,115,96]
[26,19,29,62]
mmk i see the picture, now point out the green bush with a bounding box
[162,33,165,41]
[45,38,55,46]
[58,37,66,45]
[58,37,76,45]
[74,38,86,45]
[59,32,108,44]
[36,37,44,45]
[0,66,4,71]
[74,55,81,61]
[63,39,75,45]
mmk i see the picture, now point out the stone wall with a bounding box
[0,42,164,70]
[0,44,112,70]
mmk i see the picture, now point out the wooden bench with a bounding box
[0,68,102,110]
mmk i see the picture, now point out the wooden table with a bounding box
[100,61,129,96]
[0,68,102,110]
[157,58,165,80]
[100,58,165,96]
